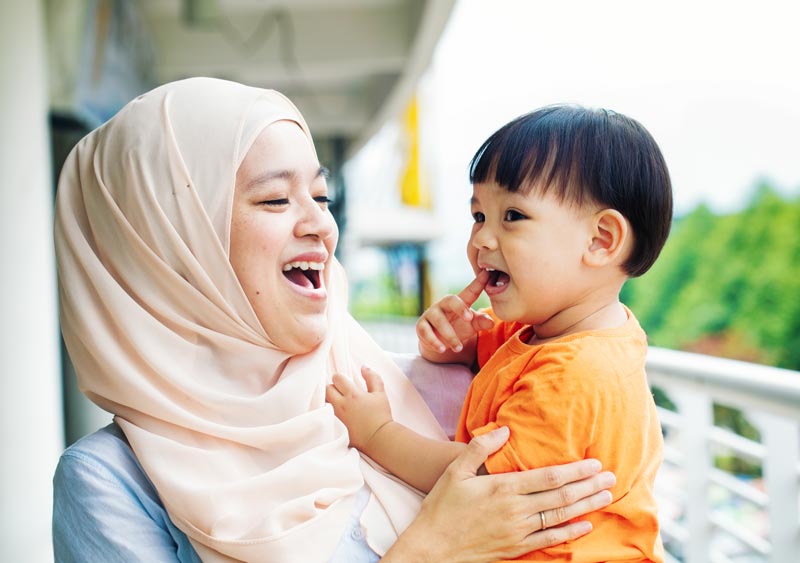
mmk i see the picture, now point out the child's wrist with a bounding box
[362,419,394,456]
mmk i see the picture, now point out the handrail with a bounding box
[646,346,800,420]
[646,346,800,563]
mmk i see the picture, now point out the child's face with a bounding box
[468,182,596,327]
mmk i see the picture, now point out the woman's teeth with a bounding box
[282,261,325,272]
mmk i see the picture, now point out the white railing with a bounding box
[647,347,800,563]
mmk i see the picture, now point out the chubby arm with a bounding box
[416,270,494,367]
[326,366,466,492]
[379,429,616,563]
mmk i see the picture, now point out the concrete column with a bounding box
[0,1,64,561]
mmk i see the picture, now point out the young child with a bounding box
[327,105,672,562]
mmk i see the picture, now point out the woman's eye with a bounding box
[504,209,526,221]
[472,211,485,223]
[259,198,290,206]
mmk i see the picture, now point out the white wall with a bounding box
[0,1,63,561]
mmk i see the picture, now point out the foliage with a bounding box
[623,184,800,371]
[624,185,799,475]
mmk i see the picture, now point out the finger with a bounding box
[417,318,447,353]
[516,470,615,522]
[425,306,465,352]
[457,269,490,307]
[447,427,510,476]
[325,383,342,404]
[331,373,357,396]
[535,488,613,532]
[496,458,605,495]
[361,366,385,393]
[520,520,594,553]
[438,294,474,322]
[471,312,495,332]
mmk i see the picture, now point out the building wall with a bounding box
[0,1,63,560]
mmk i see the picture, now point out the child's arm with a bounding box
[416,270,495,367]
[326,366,471,493]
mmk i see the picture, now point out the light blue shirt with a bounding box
[53,422,380,563]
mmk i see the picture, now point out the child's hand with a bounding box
[417,270,495,356]
[326,366,393,452]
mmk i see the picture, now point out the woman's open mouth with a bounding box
[485,267,510,296]
[282,261,324,290]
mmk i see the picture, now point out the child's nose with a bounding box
[471,224,497,250]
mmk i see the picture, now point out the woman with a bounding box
[53,77,614,562]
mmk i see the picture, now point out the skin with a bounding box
[416,181,632,364]
[231,125,616,560]
[466,182,630,342]
[230,121,337,354]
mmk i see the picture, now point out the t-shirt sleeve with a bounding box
[477,352,601,474]
[53,443,196,563]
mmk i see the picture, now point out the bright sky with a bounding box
[348,0,800,289]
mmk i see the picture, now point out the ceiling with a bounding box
[138,0,456,155]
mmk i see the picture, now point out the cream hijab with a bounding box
[55,77,445,562]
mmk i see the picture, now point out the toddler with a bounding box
[327,105,672,562]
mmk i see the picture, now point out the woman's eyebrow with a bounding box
[244,169,295,192]
[244,167,328,192]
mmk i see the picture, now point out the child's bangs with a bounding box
[468,109,595,206]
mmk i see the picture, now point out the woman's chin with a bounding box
[269,315,328,355]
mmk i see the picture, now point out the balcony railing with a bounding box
[647,347,800,563]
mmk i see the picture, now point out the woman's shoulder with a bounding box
[53,422,200,563]
[55,422,157,497]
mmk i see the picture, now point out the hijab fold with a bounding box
[56,77,445,562]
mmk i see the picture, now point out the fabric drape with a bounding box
[55,77,445,562]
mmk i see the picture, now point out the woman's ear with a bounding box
[583,209,630,268]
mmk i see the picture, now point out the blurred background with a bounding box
[1,1,798,561]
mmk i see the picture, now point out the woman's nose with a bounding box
[295,198,336,240]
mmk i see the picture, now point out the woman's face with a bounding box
[230,121,338,354]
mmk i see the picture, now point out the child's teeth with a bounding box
[496,281,505,287]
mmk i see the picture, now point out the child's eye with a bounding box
[504,209,527,221]
[314,196,333,207]
[472,211,485,223]
[260,198,290,206]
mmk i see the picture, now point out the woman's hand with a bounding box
[381,427,615,563]
[416,270,494,365]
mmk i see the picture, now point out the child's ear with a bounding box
[584,209,629,267]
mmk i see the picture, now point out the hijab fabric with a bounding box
[55,77,446,562]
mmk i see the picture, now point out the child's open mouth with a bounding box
[282,261,323,290]
[485,267,510,295]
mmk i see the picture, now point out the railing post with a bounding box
[755,413,800,562]
[675,390,714,563]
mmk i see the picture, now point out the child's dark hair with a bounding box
[469,105,673,277]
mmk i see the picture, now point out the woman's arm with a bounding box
[380,428,615,563]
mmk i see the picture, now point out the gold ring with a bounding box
[539,510,547,530]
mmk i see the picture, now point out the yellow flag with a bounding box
[399,96,431,208]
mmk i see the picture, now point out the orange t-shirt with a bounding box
[456,308,664,563]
